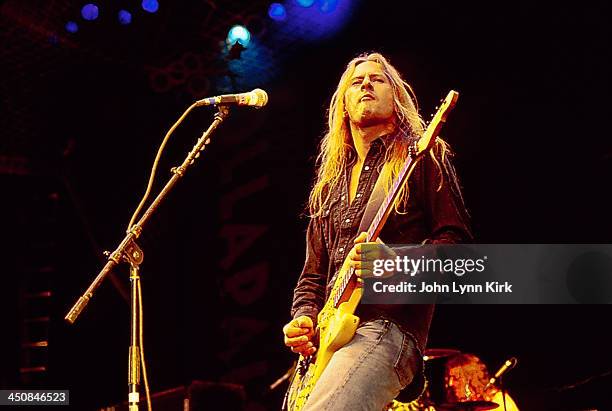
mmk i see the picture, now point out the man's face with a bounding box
[344,61,395,128]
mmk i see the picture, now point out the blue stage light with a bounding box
[280,0,355,42]
[65,21,78,33]
[268,3,287,21]
[118,10,132,25]
[81,4,99,21]
[227,25,251,47]
[142,0,159,13]
[296,0,316,7]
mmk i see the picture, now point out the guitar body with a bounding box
[284,90,459,411]
[286,259,362,411]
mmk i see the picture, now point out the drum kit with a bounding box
[387,348,501,411]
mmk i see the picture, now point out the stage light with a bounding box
[81,4,99,21]
[268,3,287,21]
[118,10,132,25]
[296,0,316,7]
[227,25,251,47]
[142,0,159,13]
[281,0,355,42]
[65,21,78,33]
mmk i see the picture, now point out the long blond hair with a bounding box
[308,52,450,216]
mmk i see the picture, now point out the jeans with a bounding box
[302,319,420,411]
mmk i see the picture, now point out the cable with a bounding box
[126,102,199,232]
[138,278,152,411]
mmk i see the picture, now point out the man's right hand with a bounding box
[283,316,316,356]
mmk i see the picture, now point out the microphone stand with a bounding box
[500,375,507,411]
[64,105,231,410]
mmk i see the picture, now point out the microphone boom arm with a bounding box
[65,105,231,324]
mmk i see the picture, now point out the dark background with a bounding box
[1,1,611,410]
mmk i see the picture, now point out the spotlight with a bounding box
[142,0,159,13]
[65,21,78,33]
[227,25,251,47]
[118,10,132,25]
[296,0,316,7]
[81,4,99,21]
[284,0,354,41]
[268,3,287,21]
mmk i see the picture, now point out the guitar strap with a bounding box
[357,163,387,236]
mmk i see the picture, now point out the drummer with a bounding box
[443,353,519,410]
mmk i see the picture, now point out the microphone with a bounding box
[196,88,268,108]
[485,357,517,389]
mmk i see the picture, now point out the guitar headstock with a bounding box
[416,90,459,155]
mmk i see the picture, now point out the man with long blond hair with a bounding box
[283,52,472,410]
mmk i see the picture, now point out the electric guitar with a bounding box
[284,90,459,411]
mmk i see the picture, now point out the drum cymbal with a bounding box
[436,401,499,410]
[423,348,462,361]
